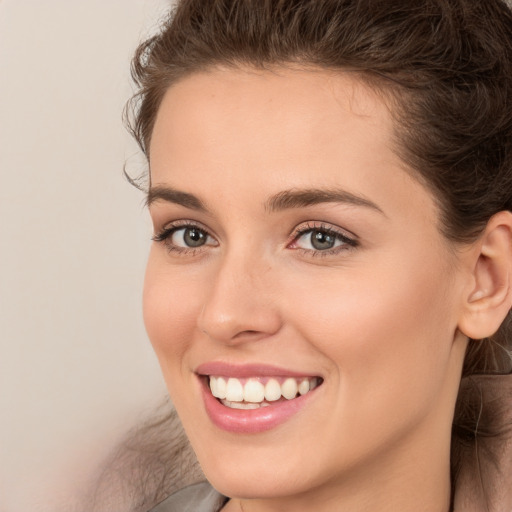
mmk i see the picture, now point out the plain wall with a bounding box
[0,1,171,511]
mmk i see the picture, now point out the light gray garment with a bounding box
[149,481,227,512]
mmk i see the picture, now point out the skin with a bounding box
[144,68,473,512]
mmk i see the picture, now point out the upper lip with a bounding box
[195,361,321,379]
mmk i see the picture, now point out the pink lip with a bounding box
[196,362,322,434]
[195,362,317,379]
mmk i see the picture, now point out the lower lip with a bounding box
[200,378,319,434]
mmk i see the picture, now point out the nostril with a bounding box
[233,330,262,339]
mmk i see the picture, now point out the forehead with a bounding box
[149,67,395,175]
[152,68,396,177]
[156,66,390,119]
[149,67,437,227]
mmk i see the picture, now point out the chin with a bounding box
[202,459,313,500]
[188,433,329,500]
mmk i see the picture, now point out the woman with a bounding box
[125,0,512,510]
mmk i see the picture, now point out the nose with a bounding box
[197,249,282,345]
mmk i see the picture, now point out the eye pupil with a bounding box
[311,230,335,250]
[184,227,206,247]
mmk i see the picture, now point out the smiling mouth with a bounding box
[207,376,323,410]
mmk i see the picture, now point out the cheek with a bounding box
[143,252,202,376]
[285,251,457,431]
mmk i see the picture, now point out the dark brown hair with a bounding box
[124,0,512,505]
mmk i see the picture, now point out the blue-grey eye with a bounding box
[311,230,336,250]
[171,227,208,247]
[295,229,347,251]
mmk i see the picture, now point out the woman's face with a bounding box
[144,68,469,502]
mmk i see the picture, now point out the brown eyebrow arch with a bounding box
[146,185,208,212]
[146,185,384,216]
[265,188,385,215]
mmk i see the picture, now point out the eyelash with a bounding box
[152,220,216,256]
[288,221,359,257]
[152,220,359,257]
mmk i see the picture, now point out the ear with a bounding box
[458,211,512,340]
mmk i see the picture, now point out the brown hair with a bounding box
[125,0,512,504]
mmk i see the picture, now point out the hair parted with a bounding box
[126,0,512,492]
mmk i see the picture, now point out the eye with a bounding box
[152,222,218,253]
[299,230,340,251]
[289,223,358,255]
[172,226,209,248]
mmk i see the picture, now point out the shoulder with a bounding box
[149,481,227,512]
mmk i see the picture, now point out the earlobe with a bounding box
[458,211,512,340]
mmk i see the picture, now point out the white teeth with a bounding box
[244,379,265,403]
[209,376,321,405]
[264,379,282,401]
[298,378,310,395]
[209,376,227,399]
[225,378,244,402]
[209,377,217,396]
[216,377,227,398]
[222,400,260,409]
[281,378,298,400]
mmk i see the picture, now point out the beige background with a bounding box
[0,1,171,511]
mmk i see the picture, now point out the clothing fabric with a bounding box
[149,374,512,512]
[149,481,227,512]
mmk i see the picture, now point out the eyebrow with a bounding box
[146,185,384,216]
[265,188,385,215]
[146,185,208,211]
